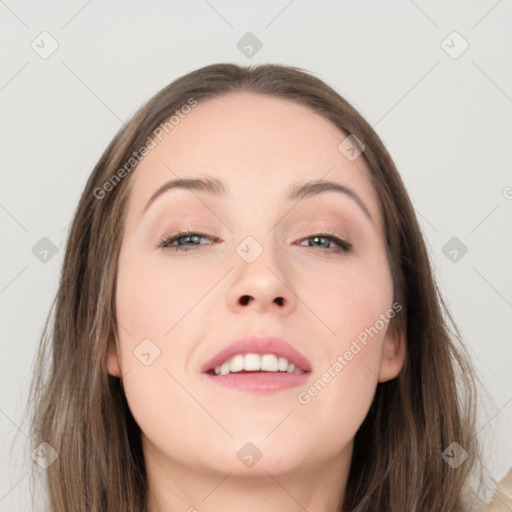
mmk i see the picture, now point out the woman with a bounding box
[29,62,488,511]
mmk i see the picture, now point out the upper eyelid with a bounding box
[159,229,350,240]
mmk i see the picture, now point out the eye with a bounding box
[297,233,352,254]
[157,230,352,254]
[157,230,218,252]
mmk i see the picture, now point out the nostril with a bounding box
[239,295,252,305]
[238,296,285,306]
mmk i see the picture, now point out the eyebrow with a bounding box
[142,175,373,223]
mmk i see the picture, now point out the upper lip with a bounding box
[201,335,313,374]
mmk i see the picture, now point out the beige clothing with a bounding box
[487,468,512,511]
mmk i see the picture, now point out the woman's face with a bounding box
[109,92,405,486]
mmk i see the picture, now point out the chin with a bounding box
[213,430,315,474]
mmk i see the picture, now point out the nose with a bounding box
[226,237,297,315]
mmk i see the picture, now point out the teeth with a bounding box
[230,354,244,372]
[212,353,305,375]
[278,357,288,371]
[244,353,261,371]
[261,354,278,371]
[220,361,230,376]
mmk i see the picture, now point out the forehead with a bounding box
[125,91,382,226]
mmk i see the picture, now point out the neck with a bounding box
[144,440,352,512]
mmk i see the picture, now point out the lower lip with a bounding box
[203,371,310,393]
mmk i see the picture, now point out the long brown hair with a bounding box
[28,62,485,511]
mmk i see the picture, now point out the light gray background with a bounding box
[1,1,511,509]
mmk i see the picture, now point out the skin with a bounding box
[107,91,406,512]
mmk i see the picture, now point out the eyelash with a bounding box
[157,230,352,254]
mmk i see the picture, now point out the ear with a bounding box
[106,337,122,378]
[378,321,406,382]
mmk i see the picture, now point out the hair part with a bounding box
[28,62,484,511]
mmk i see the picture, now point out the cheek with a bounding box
[114,249,227,446]
[114,252,211,464]
[116,251,218,341]
[290,254,393,446]
[299,249,394,352]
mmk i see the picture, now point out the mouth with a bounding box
[201,335,312,393]
[206,353,307,375]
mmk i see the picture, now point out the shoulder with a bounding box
[487,467,512,511]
